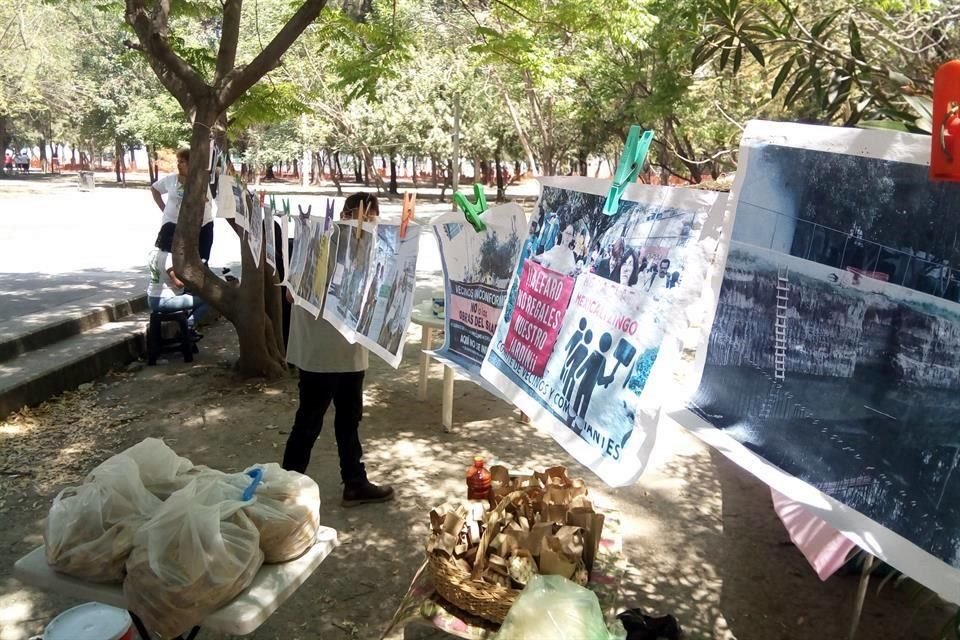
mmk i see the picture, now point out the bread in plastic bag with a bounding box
[495,575,626,640]
[124,475,264,639]
[87,437,193,497]
[240,463,321,563]
[45,455,162,583]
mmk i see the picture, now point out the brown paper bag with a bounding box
[566,508,605,573]
[523,522,555,556]
[538,541,576,579]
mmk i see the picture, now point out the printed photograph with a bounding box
[431,204,527,374]
[292,218,330,317]
[323,222,420,368]
[687,130,960,570]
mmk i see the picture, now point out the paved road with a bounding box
[0,174,538,323]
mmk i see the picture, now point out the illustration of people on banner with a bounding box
[324,221,420,368]
[482,178,726,486]
[429,204,527,378]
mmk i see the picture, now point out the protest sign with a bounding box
[482,177,726,486]
[429,204,527,382]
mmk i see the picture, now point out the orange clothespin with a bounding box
[932,60,960,182]
[355,201,365,241]
[400,192,416,239]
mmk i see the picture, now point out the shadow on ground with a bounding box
[0,318,954,640]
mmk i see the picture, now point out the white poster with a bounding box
[264,205,276,273]
[481,178,727,487]
[670,120,960,603]
[428,204,527,393]
[323,221,421,368]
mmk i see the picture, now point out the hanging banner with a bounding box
[669,120,960,602]
[264,205,276,273]
[429,204,527,384]
[246,199,263,269]
[323,221,421,368]
[289,218,333,318]
[481,178,727,487]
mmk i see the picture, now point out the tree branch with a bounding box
[215,0,243,85]
[124,0,211,104]
[218,0,328,108]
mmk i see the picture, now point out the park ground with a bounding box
[0,173,955,640]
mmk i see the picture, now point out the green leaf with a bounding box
[732,44,743,73]
[783,69,810,106]
[771,58,794,97]
[740,34,765,66]
[848,18,864,61]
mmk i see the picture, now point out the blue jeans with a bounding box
[148,294,209,328]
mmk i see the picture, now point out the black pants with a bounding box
[282,370,367,485]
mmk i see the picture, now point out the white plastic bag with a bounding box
[45,456,161,583]
[124,475,264,638]
[241,463,321,563]
[495,575,625,640]
[87,438,193,496]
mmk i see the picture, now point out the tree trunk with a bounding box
[578,149,588,176]
[496,81,539,175]
[311,151,321,185]
[175,103,285,378]
[0,115,8,153]
[389,155,398,194]
[265,163,276,180]
[114,139,126,185]
[495,141,505,202]
[360,145,385,191]
[334,151,343,180]
[431,156,439,187]
[411,156,418,187]
[326,149,343,196]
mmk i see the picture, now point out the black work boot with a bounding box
[342,480,395,507]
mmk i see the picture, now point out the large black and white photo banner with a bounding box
[670,120,960,602]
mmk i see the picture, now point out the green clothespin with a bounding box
[454,183,488,232]
[268,194,277,212]
[282,198,291,220]
[602,126,654,216]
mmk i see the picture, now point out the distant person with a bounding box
[537,211,560,254]
[282,191,394,507]
[150,148,215,262]
[618,248,640,287]
[535,224,577,274]
[593,238,624,281]
[16,151,29,173]
[357,263,383,334]
[3,149,13,174]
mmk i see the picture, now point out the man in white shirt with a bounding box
[150,148,215,262]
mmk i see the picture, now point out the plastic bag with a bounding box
[87,438,193,496]
[124,475,264,639]
[45,456,162,583]
[495,575,626,640]
[240,463,321,563]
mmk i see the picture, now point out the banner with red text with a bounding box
[503,261,574,377]
[481,178,728,486]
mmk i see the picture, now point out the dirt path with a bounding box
[0,319,954,639]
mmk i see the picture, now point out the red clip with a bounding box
[400,192,416,239]
[931,60,960,182]
[258,191,266,206]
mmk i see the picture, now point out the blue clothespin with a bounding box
[298,204,312,220]
[242,467,264,501]
[454,183,488,232]
[324,198,335,231]
[603,126,654,216]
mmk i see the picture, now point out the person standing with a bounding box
[150,148,215,262]
[282,192,394,507]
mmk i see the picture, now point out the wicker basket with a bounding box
[426,491,529,623]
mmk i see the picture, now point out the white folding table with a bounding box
[14,526,338,639]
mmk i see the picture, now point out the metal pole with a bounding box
[847,553,874,640]
[451,92,460,212]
